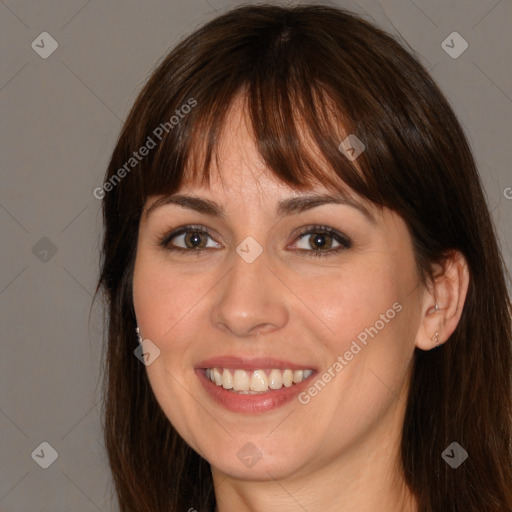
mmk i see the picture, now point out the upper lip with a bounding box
[196,356,316,372]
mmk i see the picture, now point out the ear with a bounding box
[415,250,470,350]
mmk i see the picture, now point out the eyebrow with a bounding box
[145,192,375,223]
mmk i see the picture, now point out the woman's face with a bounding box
[132,101,428,481]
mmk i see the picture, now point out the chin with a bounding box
[203,434,315,481]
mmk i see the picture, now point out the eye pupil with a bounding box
[311,233,330,249]
[185,232,206,248]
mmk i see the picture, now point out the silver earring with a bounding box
[432,332,439,345]
[428,303,440,315]
[136,326,143,344]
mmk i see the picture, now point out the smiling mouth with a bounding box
[205,368,314,393]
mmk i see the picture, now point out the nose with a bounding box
[210,245,289,338]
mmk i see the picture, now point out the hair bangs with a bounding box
[132,17,390,210]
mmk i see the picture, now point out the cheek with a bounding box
[301,250,418,417]
[295,268,416,456]
[132,254,208,445]
[132,253,200,343]
[302,257,410,349]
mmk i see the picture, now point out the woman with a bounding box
[96,4,512,511]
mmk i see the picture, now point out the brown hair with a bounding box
[96,4,512,511]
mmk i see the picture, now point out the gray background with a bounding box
[1,0,511,510]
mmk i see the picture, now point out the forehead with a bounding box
[146,156,378,225]
[143,96,380,224]
[180,95,344,197]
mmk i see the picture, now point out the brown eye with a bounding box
[159,225,221,253]
[183,231,208,249]
[292,226,352,258]
[306,232,334,250]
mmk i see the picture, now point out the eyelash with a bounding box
[158,224,352,258]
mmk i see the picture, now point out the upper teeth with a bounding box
[205,368,313,393]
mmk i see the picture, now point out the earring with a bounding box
[136,326,143,344]
[428,303,440,315]
[432,332,439,345]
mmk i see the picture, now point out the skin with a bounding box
[132,97,469,512]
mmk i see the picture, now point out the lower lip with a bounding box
[196,369,314,414]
